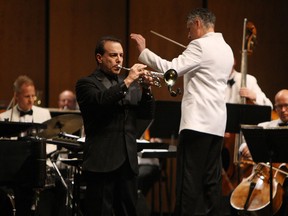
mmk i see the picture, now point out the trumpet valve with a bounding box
[153,77,161,87]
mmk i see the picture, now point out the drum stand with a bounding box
[0,187,16,216]
[37,150,74,215]
[71,163,82,216]
[8,192,16,216]
[50,150,73,213]
[55,151,84,216]
[51,158,74,208]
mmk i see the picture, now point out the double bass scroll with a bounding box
[240,18,257,104]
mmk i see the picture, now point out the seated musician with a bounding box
[0,75,51,216]
[225,62,273,107]
[0,75,51,123]
[58,90,79,110]
[237,89,288,216]
[223,60,273,192]
[240,89,288,157]
[36,89,81,216]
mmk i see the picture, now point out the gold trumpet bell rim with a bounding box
[164,69,177,86]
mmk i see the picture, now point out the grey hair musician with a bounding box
[131,8,234,216]
[0,75,51,123]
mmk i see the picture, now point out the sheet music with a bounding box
[141,149,168,153]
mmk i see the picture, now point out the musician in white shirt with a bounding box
[0,75,51,123]
[240,89,288,159]
[226,68,273,107]
[0,75,51,216]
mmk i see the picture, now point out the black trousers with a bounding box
[83,159,137,216]
[174,129,223,216]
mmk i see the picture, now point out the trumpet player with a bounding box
[75,35,155,216]
[131,8,234,216]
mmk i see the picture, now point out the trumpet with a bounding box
[118,65,181,97]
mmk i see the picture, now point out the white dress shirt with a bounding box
[0,105,51,123]
[225,69,273,108]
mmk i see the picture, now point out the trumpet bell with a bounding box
[164,69,181,97]
[164,69,178,86]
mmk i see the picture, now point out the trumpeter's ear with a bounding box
[96,54,102,64]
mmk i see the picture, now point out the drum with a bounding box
[0,188,16,216]
[44,166,56,189]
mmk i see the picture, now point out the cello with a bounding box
[230,162,288,215]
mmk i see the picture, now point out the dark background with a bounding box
[0,0,287,108]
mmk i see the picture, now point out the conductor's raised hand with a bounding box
[130,33,146,54]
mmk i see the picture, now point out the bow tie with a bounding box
[227,78,235,87]
[19,109,33,117]
[278,122,288,127]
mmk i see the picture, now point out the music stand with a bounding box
[241,125,288,163]
[225,103,271,133]
[0,137,46,188]
[136,118,154,139]
[0,121,46,137]
[241,125,288,215]
[48,108,81,118]
[149,100,181,139]
[147,100,181,215]
[224,104,271,194]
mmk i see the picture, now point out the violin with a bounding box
[230,162,288,215]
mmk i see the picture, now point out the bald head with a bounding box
[274,89,288,123]
[58,90,77,110]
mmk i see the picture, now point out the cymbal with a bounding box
[38,114,83,139]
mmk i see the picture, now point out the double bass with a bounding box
[222,18,257,195]
[229,19,287,215]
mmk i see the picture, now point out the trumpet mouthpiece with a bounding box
[117,65,130,71]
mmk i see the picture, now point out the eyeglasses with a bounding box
[275,104,288,111]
